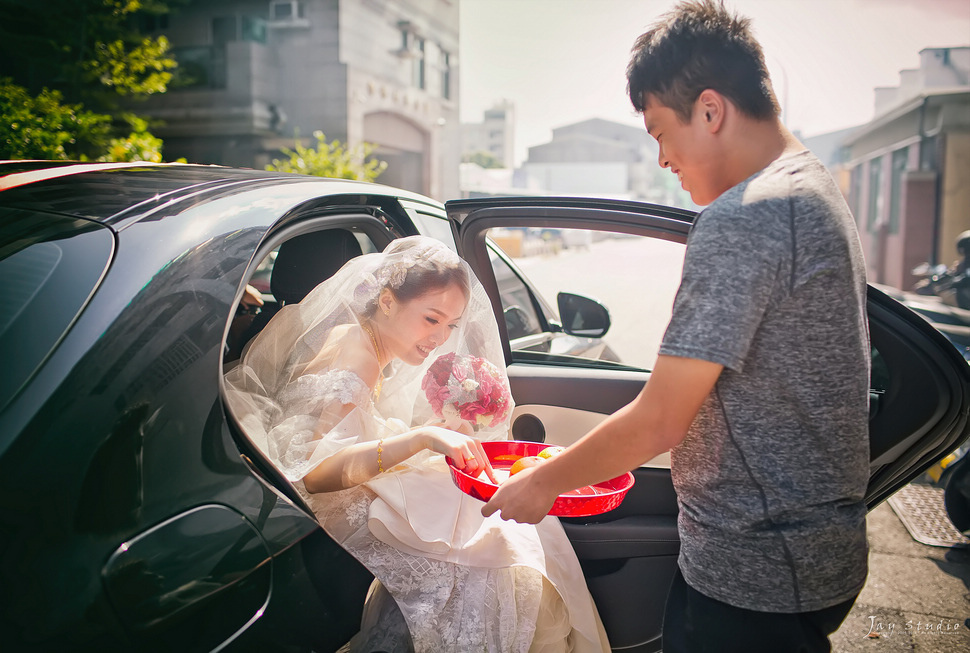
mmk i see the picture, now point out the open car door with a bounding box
[447,196,970,653]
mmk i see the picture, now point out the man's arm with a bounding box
[481,354,723,523]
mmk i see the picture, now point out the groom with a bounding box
[482,1,870,651]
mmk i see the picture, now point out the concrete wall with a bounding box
[273,0,348,142]
[939,132,970,264]
[519,162,631,197]
[896,170,938,290]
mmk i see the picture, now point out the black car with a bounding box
[2,161,968,652]
[871,282,970,361]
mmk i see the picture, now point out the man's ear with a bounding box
[696,89,726,133]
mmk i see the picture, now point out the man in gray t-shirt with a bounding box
[662,149,869,615]
[484,2,869,650]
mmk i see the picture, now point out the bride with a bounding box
[224,235,609,652]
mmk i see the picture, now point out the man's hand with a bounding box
[240,284,264,310]
[482,355,723,524]
[481,464,557,523]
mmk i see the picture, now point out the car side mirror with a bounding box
[504,305,537,340]
[557,292,611,338]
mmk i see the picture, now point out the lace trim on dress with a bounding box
[278,368,372,415]
[269,369,373,480]
[311,485,546,652]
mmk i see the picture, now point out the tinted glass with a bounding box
[405,208,457,252]
[488,248,543,340]
[487,227,685,370]
[0,209,114,410]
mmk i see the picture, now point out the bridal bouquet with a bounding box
[422,352,512,428]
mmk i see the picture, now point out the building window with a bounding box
[171,46,226,89]
[243,16,268,43]
[889,147,909,235]
[397,23,427,91]
[867,156,883,234]
[212,15,267,45]
[270,1,305,21]
[849,165,863,227]
[919,134,938,171]
[412,37,426,90]
[441,51,451,100]
[212,16,237,45]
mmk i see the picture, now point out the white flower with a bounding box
[442,404,460,420]
[460,379,479,393]
[377,260,410,290]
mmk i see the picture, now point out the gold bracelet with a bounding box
[377,439,384,473]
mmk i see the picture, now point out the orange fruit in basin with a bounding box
[509,456,542,476]
[537,446,565,460]
[493,454,522,462]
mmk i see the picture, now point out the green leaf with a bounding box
[266,131,388,182]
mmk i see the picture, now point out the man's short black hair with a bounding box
[626,0,780,122]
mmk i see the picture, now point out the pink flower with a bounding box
[422,353,511,428]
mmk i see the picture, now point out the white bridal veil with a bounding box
[223,235,608,652]
[224,235,512,482]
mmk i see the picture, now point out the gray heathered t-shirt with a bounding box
[659,149,870,614]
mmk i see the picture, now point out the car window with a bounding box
[488,248,543,340]
[246,230,378,295]
[0,209,114,410]
[226,227,379,363]
[405,208,458,253]
[487,227,685,371]
[404,210,555,345]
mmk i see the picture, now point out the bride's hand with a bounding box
[421,426,497,484]
[425,417,474,437]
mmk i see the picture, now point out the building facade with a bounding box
[460,100,516,169]
[516,118,692,207]
[839,47,970,290]
[141,0,460,200]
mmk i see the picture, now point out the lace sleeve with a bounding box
[277,368,372,417]
[268,368,374,481]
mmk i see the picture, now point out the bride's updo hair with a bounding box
[359,236,470,316]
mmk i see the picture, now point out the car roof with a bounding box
[0,161,442,228]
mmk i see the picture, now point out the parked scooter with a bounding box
[912,230,970,310]
[915,231,970,535]
[935,444,970,535]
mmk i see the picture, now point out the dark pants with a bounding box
[662,569,857,653]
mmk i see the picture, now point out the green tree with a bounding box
[97,114,167,162]
[266,131,388,182]
[0,0,181,159]
[462,150,504,169]
[0,78,110,159]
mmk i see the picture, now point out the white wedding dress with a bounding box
[225,236,610,652]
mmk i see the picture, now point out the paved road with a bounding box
[831,499,970,652]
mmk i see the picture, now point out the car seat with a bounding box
[271,228,364,306]
[229,229,364,360]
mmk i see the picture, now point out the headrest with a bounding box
[271,229,363,305]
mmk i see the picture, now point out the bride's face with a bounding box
[379,282,467,365]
